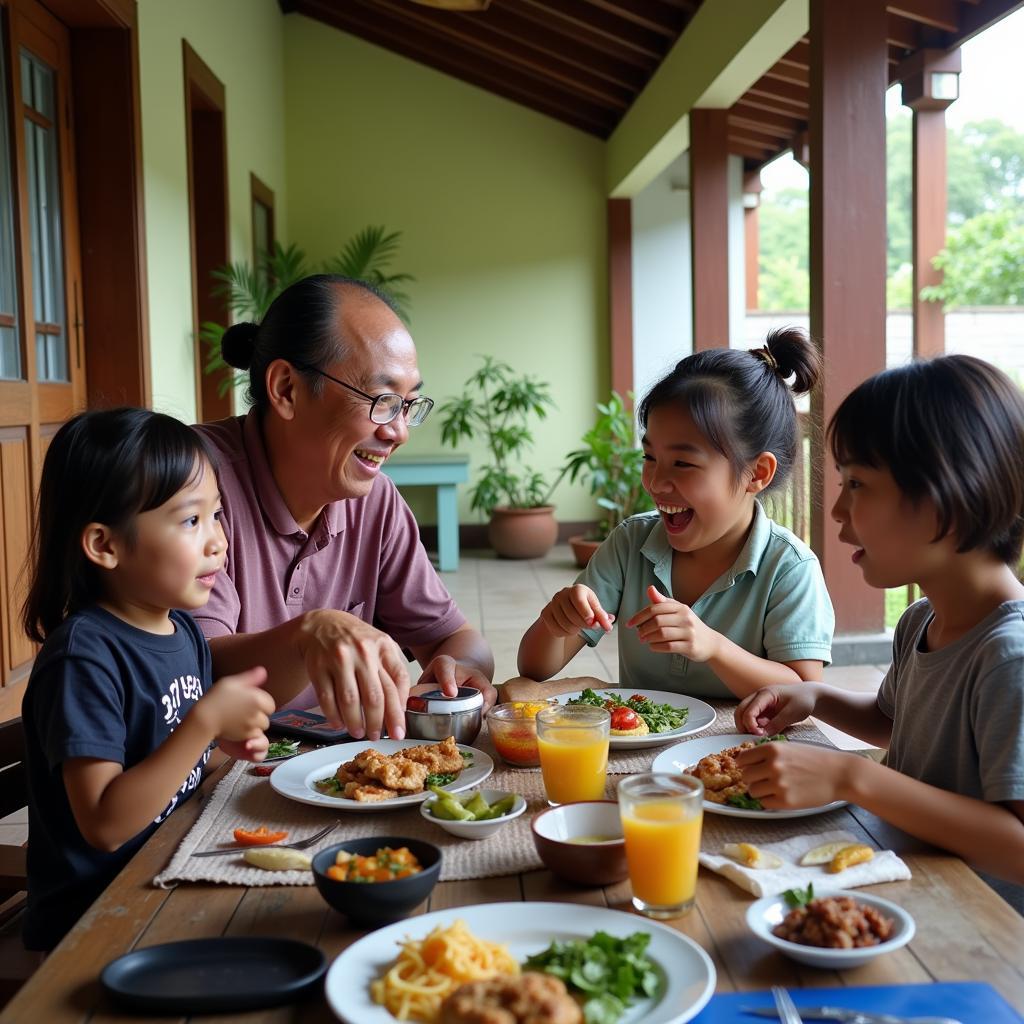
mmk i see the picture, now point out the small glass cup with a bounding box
[535,704,611,805]
[617,772,704,919]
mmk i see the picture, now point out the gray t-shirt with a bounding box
[878,598,1024,912]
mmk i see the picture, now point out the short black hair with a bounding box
[220,274,399,416]
[829,355,1024,565]
[22,408,217,642]
[637,327,821,492]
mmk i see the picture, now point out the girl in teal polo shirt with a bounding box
[519,328,834,700]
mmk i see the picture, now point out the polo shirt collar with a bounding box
[241,411,345,539]
[639,501,772,597]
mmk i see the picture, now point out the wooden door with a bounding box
[0,0,84,689]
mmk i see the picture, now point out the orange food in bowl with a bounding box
[487,702,555,767]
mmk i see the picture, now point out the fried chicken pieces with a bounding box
[687,741,757,805]
[334,736,464,802]
[440,972,582,1024]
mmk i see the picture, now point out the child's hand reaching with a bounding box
[734,684,819,735]
[217,734,270,763]
[627,585,718,660]
[197,666,275,745]
[736,740,855,810]
[539,585,615,638]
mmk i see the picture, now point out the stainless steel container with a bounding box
[404,687,484,744]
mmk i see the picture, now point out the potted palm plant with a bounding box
[439,356,560,559]
[561,392,653,567]
[200,227,414,396]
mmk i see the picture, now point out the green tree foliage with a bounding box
[758,116,1024,311]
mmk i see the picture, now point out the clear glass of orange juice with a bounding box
[536,704,610,805]
[617,772,704,919]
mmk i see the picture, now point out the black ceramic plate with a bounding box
[100,936,327,1013]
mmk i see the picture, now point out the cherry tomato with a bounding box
[233,825,289,846]
[252,764,276,777]
[610,707,640,731]
[629,694,648,704]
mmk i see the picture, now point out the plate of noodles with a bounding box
[270,738,493,813]
[325,901,716,1024]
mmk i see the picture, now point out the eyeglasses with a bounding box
[293,362,434,427]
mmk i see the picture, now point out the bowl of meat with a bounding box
[746,888,915,969]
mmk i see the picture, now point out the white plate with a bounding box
[650,732,847,819]
[270,739,493,814]
[554,688,716,749]
[746,888,915,969]
[325,901,716,1024]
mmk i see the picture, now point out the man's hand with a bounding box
[414,655,498,709]
[737,740,855,810]
[298,610,410,741]
[734,683,820,735]
[626,585,719,660]
[539,585,614,638]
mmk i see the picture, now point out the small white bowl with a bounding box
[419,788,526,840]
[746,889,915,969]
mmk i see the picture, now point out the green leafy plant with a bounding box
[200,227,414,396]
[561,392,653,541]
[439,356,558,516]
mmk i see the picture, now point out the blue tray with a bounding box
[692,981,1023,1023]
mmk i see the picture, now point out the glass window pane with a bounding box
[0,22,21,380]
[22,51,67,383]
[20,53,32,109]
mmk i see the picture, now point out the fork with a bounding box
[772,987,804,1024]
[191,822,338,858]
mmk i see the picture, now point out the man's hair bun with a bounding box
[221,322,259,370]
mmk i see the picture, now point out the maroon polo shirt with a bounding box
[194,413,466,708]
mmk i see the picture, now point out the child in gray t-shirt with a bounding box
[733,355,1024,912]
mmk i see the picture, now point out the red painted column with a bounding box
[608,198,634,399]
[809,0,888,634]
[690,109,730,350]
[744,172,762,311]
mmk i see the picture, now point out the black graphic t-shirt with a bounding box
[22,606,213,950]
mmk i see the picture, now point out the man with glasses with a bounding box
[193,276,496,743]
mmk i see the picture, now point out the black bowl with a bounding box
[312,837,442,927]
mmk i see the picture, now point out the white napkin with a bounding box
[699,829,912,898]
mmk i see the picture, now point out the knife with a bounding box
[741,1007,963,1024]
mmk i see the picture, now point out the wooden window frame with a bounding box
[250,171,274,268]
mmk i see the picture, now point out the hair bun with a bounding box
[758,326,822,396]
[221,322,259,370]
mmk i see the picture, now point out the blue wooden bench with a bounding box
[382,454,470,572]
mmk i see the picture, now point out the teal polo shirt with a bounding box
[576,503,834,699]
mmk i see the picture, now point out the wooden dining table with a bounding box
[5,683,1024,1024]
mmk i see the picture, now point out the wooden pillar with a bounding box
[608,198,633,399]
[690,109,729,350]
[744,172,762,311]
[901,49,961,360]
[809,0,888,635]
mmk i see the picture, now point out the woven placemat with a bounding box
[154,701,830,890]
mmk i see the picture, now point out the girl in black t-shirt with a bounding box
[20,408,275,950]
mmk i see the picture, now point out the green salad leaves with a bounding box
[567,689,689,734]
[266,739,299,759]
[524,930,660,1024]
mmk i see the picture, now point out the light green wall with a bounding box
[282,17,608,525]
[137,0,288,423]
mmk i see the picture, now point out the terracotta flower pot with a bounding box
[488,506,557,559]
[568,534,602,568]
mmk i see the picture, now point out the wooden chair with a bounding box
[0,717,41,1005]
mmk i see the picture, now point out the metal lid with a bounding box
[406,686,484,715]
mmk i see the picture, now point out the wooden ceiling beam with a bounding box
[501,0,659,70]
[885,0,960,32]
[730,102,804,136]
[887,12,922,49]
[439,4,650,91]
[728,138,779,161]
[576,0,688,37]
[358,0,634,109]
[515,0,669,60]
[780,39,810,70]
[763,63,809,88]
[728,116,799,144]
[295,1,613,135]
[738,91,808,120]
[745,74,809,109]
[950,0,1024,48]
